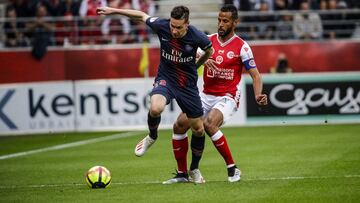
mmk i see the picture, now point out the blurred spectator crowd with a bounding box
[227,0,360,40]
[1,0,157,48]
[0,0,360,49]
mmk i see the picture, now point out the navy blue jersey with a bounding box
[146,17,212,88]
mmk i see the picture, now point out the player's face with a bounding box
[218,12,236,38]
[170,18,189,38]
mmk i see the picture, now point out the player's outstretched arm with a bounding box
[247,68,268,106]
[196,47,213,68]
[96,7,150,22]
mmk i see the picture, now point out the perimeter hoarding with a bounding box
[0,82,75,134]
[1,72,358,135]
[245,72,360,124]
[0,78,246,135]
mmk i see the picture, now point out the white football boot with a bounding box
[228,168,241,182]
[189,169,206,184]
[134,135,155,157]
[162,172,189,184]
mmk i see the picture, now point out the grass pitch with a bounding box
[0,124,359,202]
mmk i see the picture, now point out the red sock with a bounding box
[211,130,235,167]
[172,134,189,173]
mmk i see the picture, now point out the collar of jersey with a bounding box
[216,33,237,47]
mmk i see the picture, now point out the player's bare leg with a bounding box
[204,109,241,182]
[135,94,166,157]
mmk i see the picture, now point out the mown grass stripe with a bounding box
[0,131,143,160]
[0,175,358,189]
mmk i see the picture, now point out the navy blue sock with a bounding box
[190,135,205,170]
[148,112,160,140]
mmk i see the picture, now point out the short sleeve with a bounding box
[145,17,162,33]
[240,42,257,70]
[196,30,212,51]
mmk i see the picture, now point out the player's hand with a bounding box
[256,94,268,106]
[205,59,220,72]
[96,7,113,15]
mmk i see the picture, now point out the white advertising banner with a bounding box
[0,78,246,135]
[0,82,75,135]
[74,79,183,131]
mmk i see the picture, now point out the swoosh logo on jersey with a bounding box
[161,37,169,41]
[173,147,181,151]
[149,17,158,23]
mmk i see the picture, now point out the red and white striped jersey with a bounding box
[203,33,256,102]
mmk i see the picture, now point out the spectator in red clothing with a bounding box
[53,0,80,45]
[132,0,156,42]
[54,13,79,46]
[79,0,107,16]
[79,0,107,44]
[101,0,133,44]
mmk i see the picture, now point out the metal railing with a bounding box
[0,9,359,48]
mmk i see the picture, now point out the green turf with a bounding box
[0,124,359,202]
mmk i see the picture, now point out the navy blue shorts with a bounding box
[150,79,203,118]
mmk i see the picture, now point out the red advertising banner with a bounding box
[251,41,360,73]
[1,40,359,84]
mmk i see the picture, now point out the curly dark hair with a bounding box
[220,4,238,20]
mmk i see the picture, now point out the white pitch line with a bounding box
[0,131,143,160]
[0,175,359,189]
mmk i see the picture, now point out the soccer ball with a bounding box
[85,166,112,188]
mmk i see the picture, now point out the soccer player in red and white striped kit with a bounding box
[163,4,268,184]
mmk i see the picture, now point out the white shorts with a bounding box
[200,92,238,124]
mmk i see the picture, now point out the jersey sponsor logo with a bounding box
[161,49,194,63]
[154,79,167,88]
[249,59,256,67]
[227,51,235,59]
[149,17,158,23]
[207,69,215,78]
[216,56,223,64]
[206,67,235,80]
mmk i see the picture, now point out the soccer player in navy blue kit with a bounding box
[97,5,213,183]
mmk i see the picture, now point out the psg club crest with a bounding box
[154,79,167,88]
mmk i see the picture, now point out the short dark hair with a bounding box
[171,6,190,22]
[220,4,238,20]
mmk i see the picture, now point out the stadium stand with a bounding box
[0,0,359,48]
